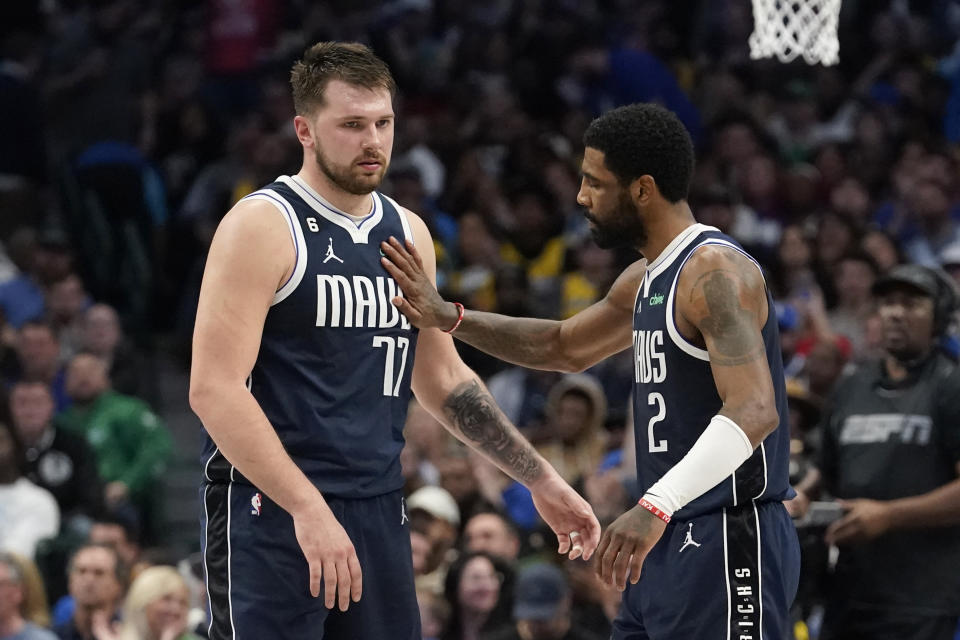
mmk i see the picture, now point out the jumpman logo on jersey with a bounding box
[679,522,701,553]
[324,237,344,264]
[400,497,409,525]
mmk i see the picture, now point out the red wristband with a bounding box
[443,302,465,334]
[638,498,672,523]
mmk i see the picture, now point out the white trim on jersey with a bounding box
[665,270,711,361]
[202,484,213,639]
[664,238,767,362]
[753,501,764,638]
[378,193,415,245]
[646,223,716,282]
[723,508,732,640]
[754,442,769,500]
[227,482,237,640]
[278,175,384,244]
[204,447,218,483]
[240,190,309,306]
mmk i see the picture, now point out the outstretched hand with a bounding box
[530,474,602,561]
[380,236,459,330]
[594,505,667,591]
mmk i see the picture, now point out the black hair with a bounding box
[0,419,25,477]
[464,506,520,539]
[441,551,514,640]
[66,542,129,588]
[837,250,880,277]
[583,103,695,203]
[92,510,142,546]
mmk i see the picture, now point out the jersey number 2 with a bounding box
[647,392,668,452]
[373,336,410,397]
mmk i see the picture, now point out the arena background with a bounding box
[1,1,959,639]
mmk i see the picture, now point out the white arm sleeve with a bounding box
[643,414,755,516]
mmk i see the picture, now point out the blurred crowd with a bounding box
[2,0,960,639]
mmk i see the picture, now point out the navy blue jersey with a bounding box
[632,223,791,519]
[202,174,418,498]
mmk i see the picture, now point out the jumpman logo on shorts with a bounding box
[324,237,344,264]
[679,522,701,553]
[400,497,409,525]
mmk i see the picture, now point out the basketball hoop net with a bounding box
[749,0,841,66]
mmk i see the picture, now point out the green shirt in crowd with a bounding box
[56,390,172,496]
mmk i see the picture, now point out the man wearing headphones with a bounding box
[793,264,960,640]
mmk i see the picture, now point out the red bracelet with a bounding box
[638,498,672,523]
[443,302,465,334]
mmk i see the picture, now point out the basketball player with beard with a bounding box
[383,104,801,639]
[189,42,600,640]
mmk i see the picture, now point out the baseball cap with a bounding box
[406,486,460,526]
[513,564,568,622]
[940,243,960,268]
[871,264,939,300]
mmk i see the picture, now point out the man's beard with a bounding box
[315,144,387,196]
[587,190,647,250]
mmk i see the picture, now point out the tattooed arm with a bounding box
[401,209,601,558]
[381,236,642,372]
[674,245,779,444]
[438,378,542,482]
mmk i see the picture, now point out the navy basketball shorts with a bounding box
[200,484,421,640]
[611,500,800,640]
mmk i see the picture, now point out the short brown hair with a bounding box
[290,41,397,115]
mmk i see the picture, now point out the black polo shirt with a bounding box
[820,350,960,614]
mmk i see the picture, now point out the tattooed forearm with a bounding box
[696,270,765,366]
[453,312,564,369]
[442,380,543,482]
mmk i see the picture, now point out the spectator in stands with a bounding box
[0,313,12,421]
[903,180,960,267]
[564,557,620,633]
[6,553,52,629]
[559,239,617,320]
[9,382,103,521]
[795,265,960,639]
[436,449,487,521]
[0,308,14,373]
[0,421,59,559]
[441,551,514,640]
[108,565,202,640]
[79,305,144,399]
[46,275,89,363]
[537,375,607,487]
[57,353,171,514]
[462,510,520,562]
[487,367,562,434]
[0,552,56,640]
[417,587,450,640]
[861,228,903,273]
[582,458,632,527]
[402,400,448,486]
[499,185,566,318]
[8,322,69,413]
[486,563,602,640]
[0,231,44,330]
[49,513,143,630]
[802,336,851,400]
[88,516,140,580]
[408,485,461,595]
[54,544,125,640]
[827,252,879,358]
